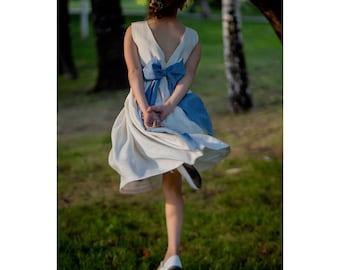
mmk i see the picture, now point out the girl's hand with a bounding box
[150,103,174,121]
[142,107,161,129]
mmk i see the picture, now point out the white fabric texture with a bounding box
[108,21,230,194]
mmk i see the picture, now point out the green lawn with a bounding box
[58,11,282,270]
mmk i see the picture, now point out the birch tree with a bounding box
[222,0,252,113]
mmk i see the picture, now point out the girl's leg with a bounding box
[162,170,184,263]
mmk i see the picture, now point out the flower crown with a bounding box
[149,0,193,12]
[150,0,168,13]
[140,0,194,6]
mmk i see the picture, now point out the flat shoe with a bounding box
[177,163,202,190]
[158,255,182,270]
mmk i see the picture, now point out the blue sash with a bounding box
[143,58,214,136]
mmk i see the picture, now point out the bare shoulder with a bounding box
[124,25,133,43]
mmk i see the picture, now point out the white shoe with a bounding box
[177,163,202,190]
[158,255,182,270]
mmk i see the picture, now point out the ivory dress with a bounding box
[108,21,230,194]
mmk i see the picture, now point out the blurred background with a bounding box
[58,0,282,269]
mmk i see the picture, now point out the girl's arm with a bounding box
[124,26,160,128]
[151,42,201,121]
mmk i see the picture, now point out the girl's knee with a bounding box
[162,171,182,198]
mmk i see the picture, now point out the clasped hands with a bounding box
[142,103,173,129]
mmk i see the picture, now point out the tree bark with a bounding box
[250,0,282,42]
[90,0,128,92]
[222,0,252,113]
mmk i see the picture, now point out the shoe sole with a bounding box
[177,164,202,190]
[168,267,182,270]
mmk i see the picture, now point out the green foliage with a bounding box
[58,13,282,270]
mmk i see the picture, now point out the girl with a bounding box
[108,0,230,269]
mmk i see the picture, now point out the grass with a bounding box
[58,9,282,270]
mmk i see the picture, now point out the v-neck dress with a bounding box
[108,21,230,194]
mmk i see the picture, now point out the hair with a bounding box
[148,0,186,19]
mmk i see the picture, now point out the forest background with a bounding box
[58,1,282,269]
[1,1,340,270]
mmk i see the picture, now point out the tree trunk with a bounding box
[250,0,282,42]
[222,0,252,113]
[201,0,211,18]
[188,0,211,18]
[58,0,78,80]
[90,0,128,92]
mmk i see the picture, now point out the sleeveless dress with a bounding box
[108,21,230,194]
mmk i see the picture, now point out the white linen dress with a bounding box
[108,21,230,194]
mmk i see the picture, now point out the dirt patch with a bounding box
[58,90,128,137]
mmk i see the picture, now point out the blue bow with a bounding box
[143,58,185,105]
[142,58,214,136]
